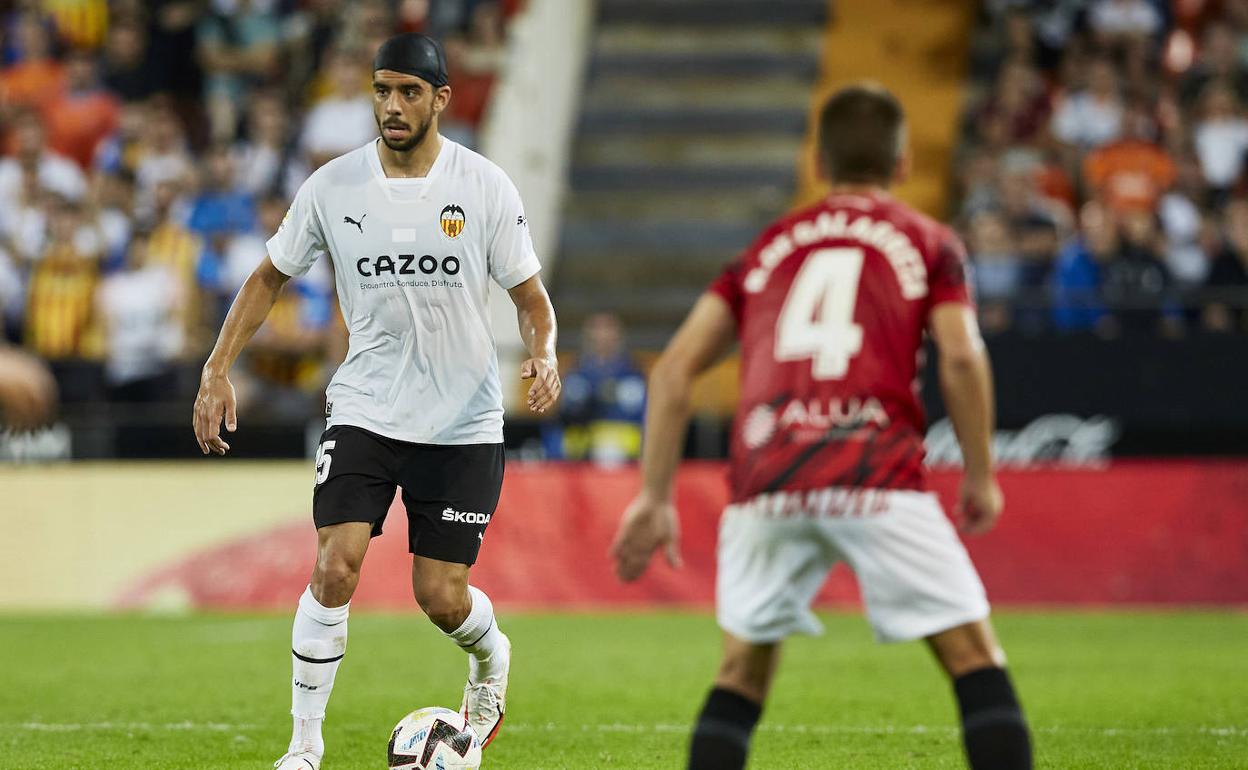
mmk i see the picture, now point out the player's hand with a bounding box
[0,347,57,432]
[610,492,682,582]
[193,370,237,456]
[520,356,560,414]
[957,473,1003,535]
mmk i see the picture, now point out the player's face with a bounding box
[372,70,450,152]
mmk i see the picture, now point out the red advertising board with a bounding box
[119,461,1248,609]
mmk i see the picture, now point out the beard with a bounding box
[379,105,435,152]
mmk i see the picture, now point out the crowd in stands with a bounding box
[958,0,1248,336]
[0,0,515,414]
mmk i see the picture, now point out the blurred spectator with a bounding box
[1052,201,1116,334]
[977,57,1052,148]
[0,344,57,431]
[133,100,195,219]
[441,2,506,147]
[1179,22,1248,106]
[44,0,110,51]
[23,197,102,401]
[145,177,206,355]
[0,109,87,213]
[996,154,1064,331]
[1192,80,1248,199]
[1159,155,1214,285]
[94,230,185,402]
[0,14,65,116]
[300,48,375,170]
[552,313,647,464]
[956,147,1003,217]
[1088,0,1163,45]
[234,90,305,198]
[967,209,1022,333]
[284,0,344,94]
[1052,57,1124,150]
[197,0,282,142]
[101,20,161,102]
[189,142,257,293]
[1102,210,1183,335]
[222,192,290,293]
[144,0,205,109]
[1203,198,1248,331]
[1083,101,1175,216]
[42,48,121,170]
[93,170,137,269]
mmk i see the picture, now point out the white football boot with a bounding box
[273,750,321,770]
[460,632,510,748]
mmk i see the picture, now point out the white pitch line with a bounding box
[10,722,255,732]
[6,722,1245,738]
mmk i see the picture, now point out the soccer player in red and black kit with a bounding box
[611,84,1033,769]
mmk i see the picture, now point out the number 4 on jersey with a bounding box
[774,248,865,380]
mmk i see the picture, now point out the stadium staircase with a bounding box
[553,0,831,348]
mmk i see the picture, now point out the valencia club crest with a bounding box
[440,204,466,239]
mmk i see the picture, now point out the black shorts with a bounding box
[312,424,504,565]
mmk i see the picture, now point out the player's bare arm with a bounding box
[507,275,561,414]
[193,258,290,455]
[611,293,737,582]
[930,302,1002,535]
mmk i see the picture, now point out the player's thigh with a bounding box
[831,491,990,644]
[399,442,504,566]
[716,507,835,643]
[313,425,401,538]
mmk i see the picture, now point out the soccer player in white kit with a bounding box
[191,34,560,770]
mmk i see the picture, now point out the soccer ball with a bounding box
[387,707,483,770]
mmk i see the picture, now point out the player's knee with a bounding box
[930,623,1007,678]
[715,645,775,702]
[413,583,470,631]
[312,554,362,604]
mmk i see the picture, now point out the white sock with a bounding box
[289,586,349,755]
[445,585,506,682]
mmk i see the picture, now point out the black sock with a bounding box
[687,687,762,770]
[954,667,1032,770]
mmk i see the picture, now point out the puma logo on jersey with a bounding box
[344,214,366,233]
[442,507,491,524]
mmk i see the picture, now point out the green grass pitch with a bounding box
[2,611,1245,768]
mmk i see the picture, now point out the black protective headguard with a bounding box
[373,33,450,88]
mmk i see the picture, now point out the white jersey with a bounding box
[267,137,540,444]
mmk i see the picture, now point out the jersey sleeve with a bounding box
[266,176,327,278]
[707,259,745,327]
[487,172,542,289]
[928,226,974,309]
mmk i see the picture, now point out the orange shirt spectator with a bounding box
[1,15,66,113]
[1,59,65,112]
[1084,139,1176,214]
[41,51,120,169]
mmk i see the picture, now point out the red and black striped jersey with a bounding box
[708,190,973,502]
